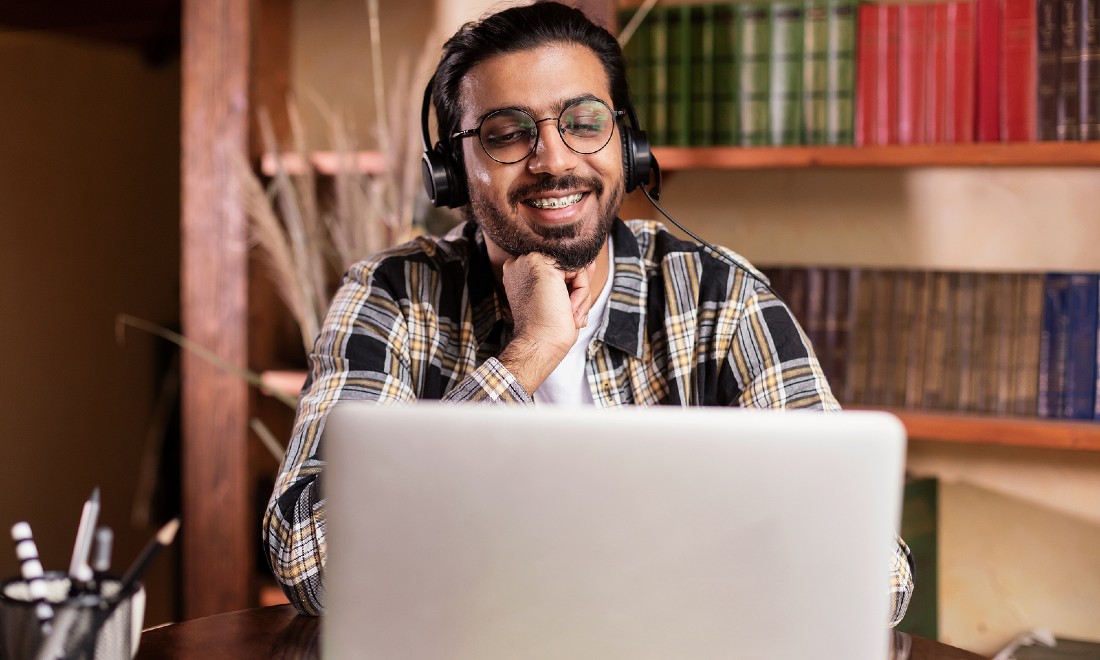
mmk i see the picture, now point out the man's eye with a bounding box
[484,129,530,147]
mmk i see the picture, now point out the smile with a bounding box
[524,193,584,210]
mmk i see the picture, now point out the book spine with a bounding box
[804,0,831,144]
[1038,273,1070,418]
[621,8,650,132]
[887,271,916,408]
[991,273,1018,414]
[648,7,669,147]
[905,270,934,409]
[845,268,875,404]
[667,7,692,146]
[1080,0,1100,139]
[922,271,955,410]
[975,0,1003,141]
[1038,0,1063,140]
[770,2,805,145]
[899,4,931,144]
[738,2,773,146]
[1059,0,1083,139]
[690,5,716,146]
[713,4,740,146]
[946,1,977,143]
[1014,274,1045,415]
[866,270,896,406]
[804,268,828,371]
[826,0,859,144]
[875,4,902,144]
[953,272,979,410]
[1002,0,1041,141]
[1061,273,1098,418]
[855,3,880,145]
[927,3,951,142]
[823,268,851,394]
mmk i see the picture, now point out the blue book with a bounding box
[1037,274,1070,419]
[1063,274,1099,420]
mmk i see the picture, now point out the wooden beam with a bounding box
[180,0,252,618]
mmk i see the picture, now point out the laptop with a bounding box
[322,403,906,660]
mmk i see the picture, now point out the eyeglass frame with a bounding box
[450,97,626,165]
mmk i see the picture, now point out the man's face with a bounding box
[458,43,625,272]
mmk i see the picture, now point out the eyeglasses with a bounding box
[451,98,624,164]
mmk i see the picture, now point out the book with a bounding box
[905,270,935,409]
[945,1,977,143]
[804,268,829,371]
[927,3,951,142]
[770,2,805,145]
[713,4,740,145]
[1061,273,1098,418]
[647,7,670,146]
[1038,273,1071,418]
[822,268,852,394]
[690,4,716,146]
[922,271,955,410]
[991,273,1019,414]
[887,270,916,407]
[1081,0,1100,139]
[1014,274,1045,415]
[1037,0,1063,140]
[667,6,692,146]
[867,270,896,405]
[975,0,1003,141]
[622,7,651,134]
[826,0,859,144]
[875,4,902,144]
[845,268,876,404]
[855,2,879,145]
[1059,0,1083,140]
[899,4,931,144]
[1003,0,1040,141]
[803,0,831,144]
[738,2,773,146]
[952,272,978,410]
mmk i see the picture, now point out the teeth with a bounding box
[528,193,583,209]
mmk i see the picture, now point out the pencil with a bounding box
[119,518,179,594]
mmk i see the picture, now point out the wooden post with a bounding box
[180,0,252,618]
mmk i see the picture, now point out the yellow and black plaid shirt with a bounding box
[263,218,914,623]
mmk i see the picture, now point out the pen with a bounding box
[11,522,54,632]
[93,526,113,573]
[68,487,100,593]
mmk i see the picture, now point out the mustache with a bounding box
[508,175,604,207]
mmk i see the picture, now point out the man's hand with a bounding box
[498,253,596,394]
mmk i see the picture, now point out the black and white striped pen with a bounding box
[11,522,54,632]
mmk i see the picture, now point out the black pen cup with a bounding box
[0,572,144,660]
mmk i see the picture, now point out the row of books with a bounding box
[763,268,1100,420]
[858,0,1100,145]
[619,0,1100,147]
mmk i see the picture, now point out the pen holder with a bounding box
[0,572,144,660]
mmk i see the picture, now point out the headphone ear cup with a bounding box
[620,127,637,193]
[421,143,468,209]
[620,126,652,193]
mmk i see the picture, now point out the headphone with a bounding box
[420,79,661,209]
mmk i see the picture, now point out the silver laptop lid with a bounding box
[323,404,905,660]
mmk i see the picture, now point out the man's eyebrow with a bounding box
[474,93,608,121]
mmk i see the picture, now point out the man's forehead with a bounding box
[458,44,612,120]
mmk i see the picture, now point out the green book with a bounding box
[620,7,650,132]
[802,0,830,144]
[713,4,740,145]
[737,2,772,146]
[647,7,669,146]
[690,4,716,146]
[666,6,693,146]
[825,0,857,144]
[769,1,804,146]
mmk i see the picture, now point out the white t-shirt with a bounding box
[533,240,615,406]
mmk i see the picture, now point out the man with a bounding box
[263,0,913,625]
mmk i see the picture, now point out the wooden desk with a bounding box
[136,605,985,659]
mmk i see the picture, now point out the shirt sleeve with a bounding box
[262,263,532,616]
[889,534,915,627]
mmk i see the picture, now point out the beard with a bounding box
[467,173,623,271]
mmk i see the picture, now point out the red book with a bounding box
[874,4,901,144]
[856,3,880,145]
[927,3,951,142]
[947,2,977,143]
[1002,0,1039,140]
[899,4,930,143]
[975,0,1003,140]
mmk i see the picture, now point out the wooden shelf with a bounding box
[651,141,1100,169]
[260,371,1100,451]
[261,142,1100,175]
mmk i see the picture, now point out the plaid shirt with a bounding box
[263,219,914,624]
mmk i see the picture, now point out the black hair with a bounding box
[431,1,629,149]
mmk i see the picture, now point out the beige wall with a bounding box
[292,0,1100,654]
[0,31,180,624]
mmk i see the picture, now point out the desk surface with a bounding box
[135,605,984,659]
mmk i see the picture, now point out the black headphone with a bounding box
[420,79,661,209]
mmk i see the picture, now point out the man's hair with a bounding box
[431,1,629,149]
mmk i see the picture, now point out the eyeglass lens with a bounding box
[478,99,616,164]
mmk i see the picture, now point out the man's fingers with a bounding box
[567,268,593,328]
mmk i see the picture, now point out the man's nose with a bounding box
[526,120,580,175]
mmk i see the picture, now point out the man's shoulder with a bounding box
[346,222,475,285]
[619,219,767,284]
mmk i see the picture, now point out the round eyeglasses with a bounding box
[451,98,625,165]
